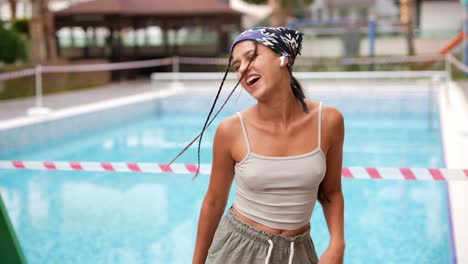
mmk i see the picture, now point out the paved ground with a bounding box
[440,80,468,264]
[0,79,156,121]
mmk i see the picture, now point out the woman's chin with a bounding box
[247,84,266,99]
[247,89,263,100]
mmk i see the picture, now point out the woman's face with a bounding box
[231,41,286,100]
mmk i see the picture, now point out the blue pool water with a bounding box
[0,83,451,263]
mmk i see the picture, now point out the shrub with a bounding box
[11,19,30,36]
[0,24,28,64]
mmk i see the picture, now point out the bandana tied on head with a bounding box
[230,27,308,113]
[230,27,304,70]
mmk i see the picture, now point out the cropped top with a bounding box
[233,102,327,230]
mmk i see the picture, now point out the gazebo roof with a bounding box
[55,0,242,16]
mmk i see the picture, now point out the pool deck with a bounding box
[1,79,468,263]
[440,80,468,264]
[0,80,158,121]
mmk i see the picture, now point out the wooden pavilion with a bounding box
[54,0,243,61]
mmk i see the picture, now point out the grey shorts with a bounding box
[206,208,319,264]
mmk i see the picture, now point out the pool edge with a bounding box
[0,86,183,155]
[439,81,468,264]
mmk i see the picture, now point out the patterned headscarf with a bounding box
[230,27,308,113]
[230,27,304,68]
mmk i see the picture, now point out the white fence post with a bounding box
[27,64,51,115]
[172,56,180,73]
[35,64,43,108]
[170,56,183,89]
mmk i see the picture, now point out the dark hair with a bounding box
[168,42,259,177]
[290,75,308,113]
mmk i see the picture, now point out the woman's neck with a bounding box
[255,91,305,128]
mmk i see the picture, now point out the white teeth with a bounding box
[247,76,260,85]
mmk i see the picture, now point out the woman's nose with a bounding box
[239,62,249,77]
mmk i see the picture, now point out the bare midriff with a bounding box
[231,206,309,237]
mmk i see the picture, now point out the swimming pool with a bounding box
[0,80,451,263]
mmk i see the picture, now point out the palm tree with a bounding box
[7,0,17,20]
[400,0,415,55]
[243,0,314,27]
[29,0,57,63]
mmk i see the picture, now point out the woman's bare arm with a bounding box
[192,118,236,264]
[319,107,345,263]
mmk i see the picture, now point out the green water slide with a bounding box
[0,194,26,263]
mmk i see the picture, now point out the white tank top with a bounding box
[233,102,326,230]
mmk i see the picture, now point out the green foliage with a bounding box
[0,24,28,64]
[11,19,29,36]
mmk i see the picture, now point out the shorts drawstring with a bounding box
[264,239,295,264]
[288,241,295,264]
[265,239,273,264]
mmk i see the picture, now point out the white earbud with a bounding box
[280,56,287,67]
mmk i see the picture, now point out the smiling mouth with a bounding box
[246,76,260,86]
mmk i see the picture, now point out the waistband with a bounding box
[225,208,311,249]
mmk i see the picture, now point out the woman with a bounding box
[174,27,345,264]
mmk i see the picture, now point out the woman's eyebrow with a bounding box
[232,49,254,65]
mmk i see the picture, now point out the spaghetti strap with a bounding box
[318,102,323,148]
[236,112,251,153]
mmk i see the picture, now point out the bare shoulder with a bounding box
[322,104,344,129]
[321,104,345,148]
[215,105,256,137]
[214,114,241,141]
[309,103,344,155]
[212,114,243,163]
[305,100,344,128]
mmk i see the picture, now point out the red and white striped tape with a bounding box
[179,57,227,65]
[0,160,209,175]
[1,161,467,181]
[0,58,173,81]
[42,58,173,73]
[0,68,35,81]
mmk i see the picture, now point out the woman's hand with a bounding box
[318,242,345,264]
